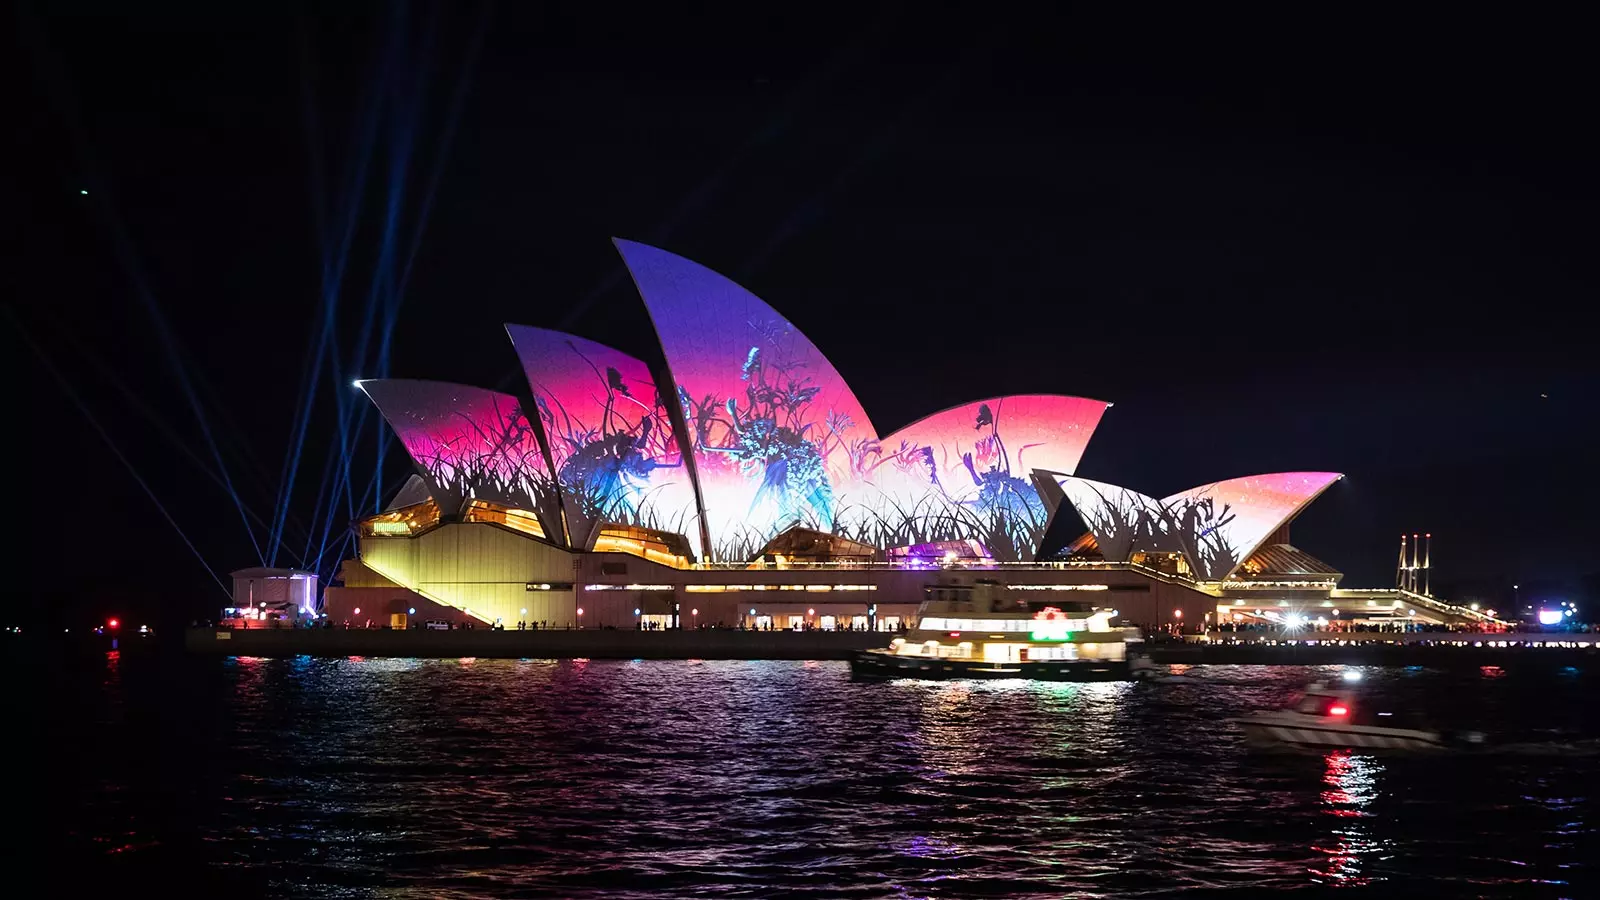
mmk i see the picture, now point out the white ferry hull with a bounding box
[851,649,1131,682]
[1233,714,1446,752]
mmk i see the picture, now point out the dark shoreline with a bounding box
[177,627,1599,668]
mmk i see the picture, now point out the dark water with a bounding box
[14,651,1599,898]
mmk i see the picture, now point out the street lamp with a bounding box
[576,607,584,629]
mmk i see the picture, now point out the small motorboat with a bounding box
[1231,681,1485,753]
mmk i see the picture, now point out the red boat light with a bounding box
[1328,705,1348,716]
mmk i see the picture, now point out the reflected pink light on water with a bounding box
[1311,750,1385,885]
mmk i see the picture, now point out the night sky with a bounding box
[13,4,1596,627]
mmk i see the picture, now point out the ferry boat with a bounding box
[1231,680,1485,752]
[850,578,1143,681]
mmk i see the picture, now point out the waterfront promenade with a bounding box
[185,626,1599,665]
[187,626,888,660]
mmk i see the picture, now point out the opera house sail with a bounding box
[869,395,1109,561]
[506,325,704,556]
[1054,472,1344,580]
[614,238,882,561]
[357,379,564,541]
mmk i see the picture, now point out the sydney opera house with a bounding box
[320,239,1486,633]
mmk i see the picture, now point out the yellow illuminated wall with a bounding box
[359,524,577,625]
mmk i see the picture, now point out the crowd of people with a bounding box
[1212,619,1593,635]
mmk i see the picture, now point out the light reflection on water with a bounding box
[26,658,1600,897]
[1312,751,1388,885]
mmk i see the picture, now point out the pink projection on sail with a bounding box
[358,379,564,539]
[1056,471,1342,579]
[868,395,1109,561]
[615,238,879,560]
[506,325,702,554]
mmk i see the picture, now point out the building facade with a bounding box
[322,240,1491,633]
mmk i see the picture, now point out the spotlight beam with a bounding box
[12,313,231,600]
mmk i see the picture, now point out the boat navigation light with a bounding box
[1328,705,1349,716]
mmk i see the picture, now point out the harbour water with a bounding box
[16,652,1597,897]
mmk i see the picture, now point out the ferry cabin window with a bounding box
[920,617,1041,633]
[1027,645,1079,661]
